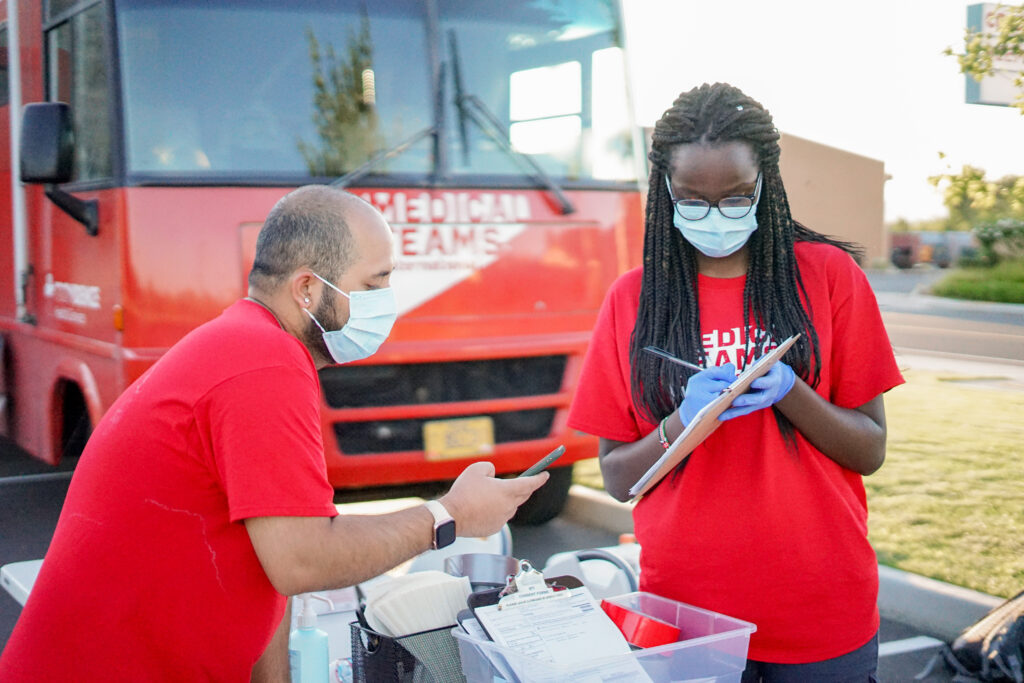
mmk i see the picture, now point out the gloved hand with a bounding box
[678,363,737,426]
[721,361,796,420]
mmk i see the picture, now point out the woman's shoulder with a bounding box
[594,267,644,325]
[794,239,857,262]
[794,240,862,275]
[794,239,872,299]
[608,266,644,298]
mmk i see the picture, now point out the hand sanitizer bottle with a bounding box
[289,593,332,683]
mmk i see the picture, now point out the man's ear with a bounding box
[288,270,318,309]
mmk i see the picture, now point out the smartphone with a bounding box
[519,445,566,477]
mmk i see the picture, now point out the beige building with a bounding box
[779,132,887,265]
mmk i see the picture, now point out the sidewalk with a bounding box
[881,282,1024,388]
[894,349,1024,391]
[563,485,1003,643]
[876,289,1024,329]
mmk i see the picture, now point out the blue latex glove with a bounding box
[721,361,796,420]
[678,363,737,426]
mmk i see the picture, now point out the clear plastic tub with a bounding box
[452,591,756,682]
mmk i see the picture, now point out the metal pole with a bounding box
[7,0,29,321]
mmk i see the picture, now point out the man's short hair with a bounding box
[248,185,357,291]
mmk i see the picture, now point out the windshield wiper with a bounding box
[335,2,446,189]
[448,30,575,215]
[334,28,577,218]
[449,30,471,168]
[331,125,436,189]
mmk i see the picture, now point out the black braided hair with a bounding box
[630,82,862,429]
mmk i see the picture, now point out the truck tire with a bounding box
[511,463,573,526]
[59,383,92,463]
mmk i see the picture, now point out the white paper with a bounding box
[473,586,652,681]
[363,570,471,637]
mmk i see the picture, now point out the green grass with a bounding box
[869,371,1024,598]
[931,258,1024,304]
[573,370,1024,598]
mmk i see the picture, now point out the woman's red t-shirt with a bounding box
[569,241,904,663]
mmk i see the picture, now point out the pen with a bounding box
[642,346,705,373]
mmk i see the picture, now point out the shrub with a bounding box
[973,219,1024,265]
[931,258,1024,304]
[956,246,987,268]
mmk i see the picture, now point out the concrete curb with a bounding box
[564,485,1003,642]
[565,484,635,535]
[907,290,1024,316]
[877,565,1002,642]
[874,289,1024,322]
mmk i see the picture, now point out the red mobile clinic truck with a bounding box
[0,0,644,522]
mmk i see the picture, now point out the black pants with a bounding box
[741,633,879,683]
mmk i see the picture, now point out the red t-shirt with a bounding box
[0,300,338,682]
[568,241,904,663]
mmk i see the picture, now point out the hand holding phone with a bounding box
[519,445,566,477]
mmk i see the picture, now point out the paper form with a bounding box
[472,586,652,682]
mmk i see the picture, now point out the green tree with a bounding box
[929,159,1024,263]
[929,161,1024,231]
[297,10,382,176]
[945,3,1024,114]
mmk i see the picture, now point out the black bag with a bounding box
[349,622,466,683]
[921,588,1024,682]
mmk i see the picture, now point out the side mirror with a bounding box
[20,102,74,184]
[19,102,98,236]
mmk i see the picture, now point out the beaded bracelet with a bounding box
[657,416,671,449]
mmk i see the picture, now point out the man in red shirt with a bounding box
[0,186,547,682]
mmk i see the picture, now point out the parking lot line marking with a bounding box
[879,635,945,657]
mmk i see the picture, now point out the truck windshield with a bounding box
[116,0,636,184]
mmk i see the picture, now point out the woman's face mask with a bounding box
[666,174,762,259]
[305,273,397,364]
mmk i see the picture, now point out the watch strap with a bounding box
[423,500,456,549]
[423,500,453,524]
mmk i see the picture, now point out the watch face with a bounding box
[435,519,457,549]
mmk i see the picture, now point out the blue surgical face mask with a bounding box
[668,177,760,259]
[304,273,397,364]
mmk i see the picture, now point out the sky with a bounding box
[620,0,1024,223]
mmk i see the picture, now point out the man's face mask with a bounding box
[667,174,762,259]
[304,273,397,364]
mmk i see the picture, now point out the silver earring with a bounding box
[304,297,310,305]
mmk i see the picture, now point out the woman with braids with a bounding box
[568,82,903,681]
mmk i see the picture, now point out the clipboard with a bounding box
[629,334,801,499]
[465,560,650,680]
[466,561,583,642]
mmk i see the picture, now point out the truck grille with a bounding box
[332,408,556,454]
[318,356,567,455]
[318,355,567,408]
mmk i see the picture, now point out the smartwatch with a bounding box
[423,500,456,550]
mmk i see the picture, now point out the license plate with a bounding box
[423,417,495,461]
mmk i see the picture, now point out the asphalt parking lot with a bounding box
[1,453,991,681]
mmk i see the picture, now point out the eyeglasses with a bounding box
[665,173,762,221]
